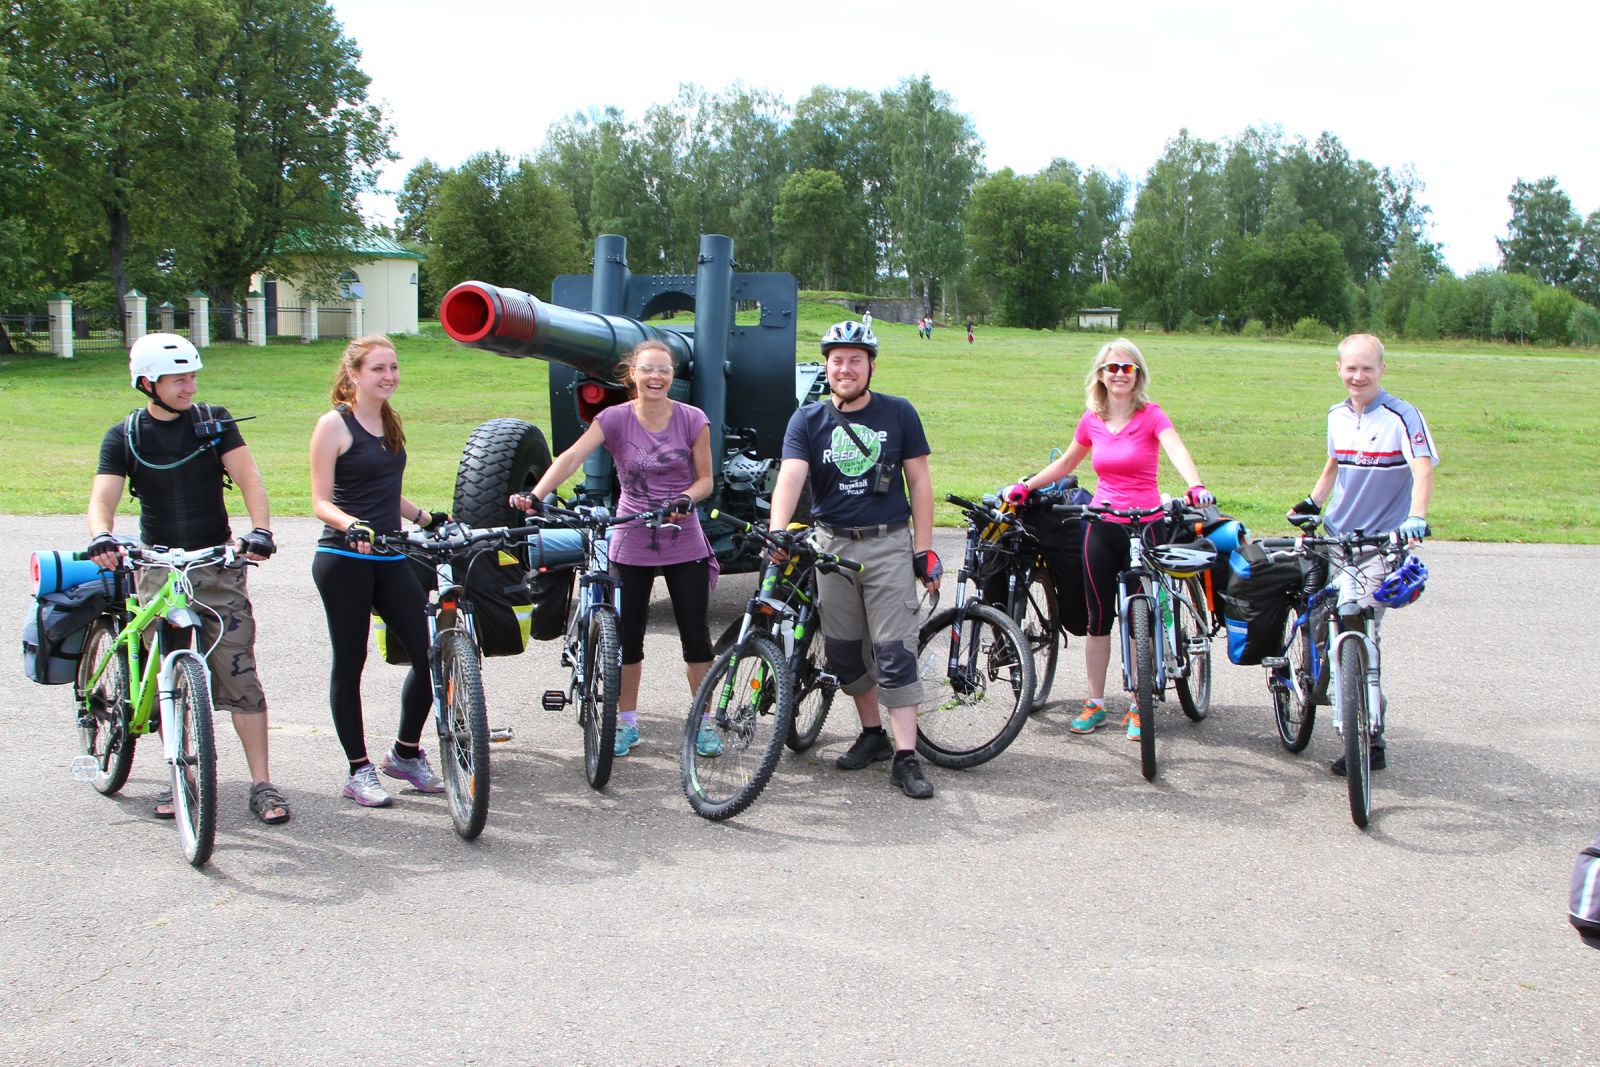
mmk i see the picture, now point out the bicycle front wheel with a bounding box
[77,618,136,797]
[1019,569,1060,709]
[1274,607,1317,752]
[915,603,1034,769]
[1131,598,1158,781]
[581,610,621,790]
[438,632,490,840]
[168,654,217,868]
[1339,639,1373,829]
[1174,577,1212,722]
[682,634,793,821]
[787,625,833,753]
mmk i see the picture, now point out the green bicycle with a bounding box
[73,542,240,868]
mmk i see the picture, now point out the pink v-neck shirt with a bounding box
[1074,403,1174,520]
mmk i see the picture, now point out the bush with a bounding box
[1239,318,1267,339]
[1288,316,1335,342]
[1570,304,1600,347]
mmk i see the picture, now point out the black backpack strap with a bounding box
[823,401,875,459]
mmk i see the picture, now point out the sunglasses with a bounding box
[633,365,674,377]
[1100,362,1138,375]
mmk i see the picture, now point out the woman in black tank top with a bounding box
[309,335,447,809]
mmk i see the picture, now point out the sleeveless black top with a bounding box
[317,407,406,548]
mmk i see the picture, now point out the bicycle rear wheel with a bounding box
[76,618,136,796]
[915,603,1034,769]
[682,635,793,820]
[1174,577,1212,721]
[787,625,833,753]
[438,632,491,840]
[581,610,621,790]
[1273,607,1317,753]
[1019,569,1060,710]
[1131,598,1158,781]
[168,653,217,867]
[1339,639,1372,829]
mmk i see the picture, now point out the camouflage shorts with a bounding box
[135,554,267,715]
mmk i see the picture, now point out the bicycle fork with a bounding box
[1327,624,1383,739]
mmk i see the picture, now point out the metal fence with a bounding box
[69,308,132,353]
[0,313,51,354]
[318,307,353,339]
[207,305,252,344]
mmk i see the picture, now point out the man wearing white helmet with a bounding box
[769,320,942,799]
[85,333,288,824]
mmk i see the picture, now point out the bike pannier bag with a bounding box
[1018,489,1091,637]
[527,567,576,643]
[1570,815,1600,945]
[23,580,109,684]
[465,548,535,657]
[1220,542,1300,666]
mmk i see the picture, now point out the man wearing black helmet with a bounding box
[769,320,942,799]
[85,333,288,824]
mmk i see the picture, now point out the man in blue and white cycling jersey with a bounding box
[1287,332,1437,775]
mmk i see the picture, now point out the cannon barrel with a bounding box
[439,280,693,378]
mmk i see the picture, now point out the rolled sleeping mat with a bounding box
[31,550,113,597]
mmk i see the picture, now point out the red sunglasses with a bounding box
[1100,362,1138,375]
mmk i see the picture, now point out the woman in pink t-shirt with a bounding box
[513,340,720,761]
[1001,338,1213,742]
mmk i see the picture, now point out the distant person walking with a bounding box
[966,317,975,344]
[861,309,872,331]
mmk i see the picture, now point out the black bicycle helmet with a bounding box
[820,320,878,357]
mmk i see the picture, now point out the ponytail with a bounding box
[332,334,406,452]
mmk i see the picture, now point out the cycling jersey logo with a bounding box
[1412,430,1426,446]
[826,425,883,477]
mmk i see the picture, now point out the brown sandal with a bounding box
[249,782,291,824]
[153,788,175,820]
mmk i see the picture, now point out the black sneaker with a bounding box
[1331,745,1386,776]
[891,755,934,799]
[836,730,894,770]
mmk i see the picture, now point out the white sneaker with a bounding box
[342,764,393,807]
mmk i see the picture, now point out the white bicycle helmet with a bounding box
[820,320,878,357]
[129,332,202,388]
[1149,538,1218,579]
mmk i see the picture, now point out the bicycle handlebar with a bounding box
[530,503,677,533]
[1256,529,1406,565]
[709,510,865,573]
[77,542,241,571]
[374,521,541,557]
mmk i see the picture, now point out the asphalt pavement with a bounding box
[3,514,1597,1065]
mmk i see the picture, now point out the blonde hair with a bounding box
[1084,337,1152,418]
[618,339,675,398]
[1338,332,1385,364]
[331,334,405,452]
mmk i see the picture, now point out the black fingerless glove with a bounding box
[345,521,375,548]
[669,494,693,517]
[421,510,449,532]
[1290,496,1321,516]
[238,528,276,558]
[913,549,943,583]
[86,532,120,561]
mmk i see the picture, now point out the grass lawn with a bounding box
[3,307,1595,542]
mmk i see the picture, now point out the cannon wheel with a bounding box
[453,418,553,528]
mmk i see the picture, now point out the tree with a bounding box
[1279,132,1385,281]
[426,151,582,303]
[4,0,234,305]
[191,0,393,319]
[773,169,851,290]
[1217,223,1350,330]
[1126,129,1225,329]
[396,159,444,244]
[787,86,888,290]
[1499,177,1581,288]
[966,168,1087,329]
[881,76,983,314]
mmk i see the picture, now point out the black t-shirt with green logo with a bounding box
[97,406,245,550]
[781,392,930,527]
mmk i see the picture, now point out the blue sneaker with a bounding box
[696,724,723,757]
[1070,702,1108,734]
[1124,711,1142,742]
[614,722,640,756]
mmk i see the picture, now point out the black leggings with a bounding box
[311,551,432,764]
[613,558,713,665]
[1082,521,1133,637]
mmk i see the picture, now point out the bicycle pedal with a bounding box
[1260,656,1288,669]
[69,755,100,782]
[541,690,568,711]
[490,726,514,743]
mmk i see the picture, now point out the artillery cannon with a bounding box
[442,233,822,571]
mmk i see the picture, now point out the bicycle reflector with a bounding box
[1373,556,1428,608]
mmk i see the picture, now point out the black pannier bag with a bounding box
[23,580,109,684]
[526,568,576,643]
[979,492,1090,639]
[1220,542,1302,666]
[463,547,536,657]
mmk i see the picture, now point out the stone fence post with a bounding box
[188,291,211,348]
[123,289,147,346]
[47,293,73,359]
[158,302,175,333]
[301,299,320,344]
[246,291,267,346]
[349,297,364,338]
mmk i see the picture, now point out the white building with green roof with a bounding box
[251,233,425,338]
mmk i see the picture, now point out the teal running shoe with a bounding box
[1070,702,1108,734]
[614,722,640,756]
[696,724,723,757]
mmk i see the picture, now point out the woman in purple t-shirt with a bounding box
[513,341,719,760]
[1000,338,1213,742]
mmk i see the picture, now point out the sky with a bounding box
[329,0,1599,276]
